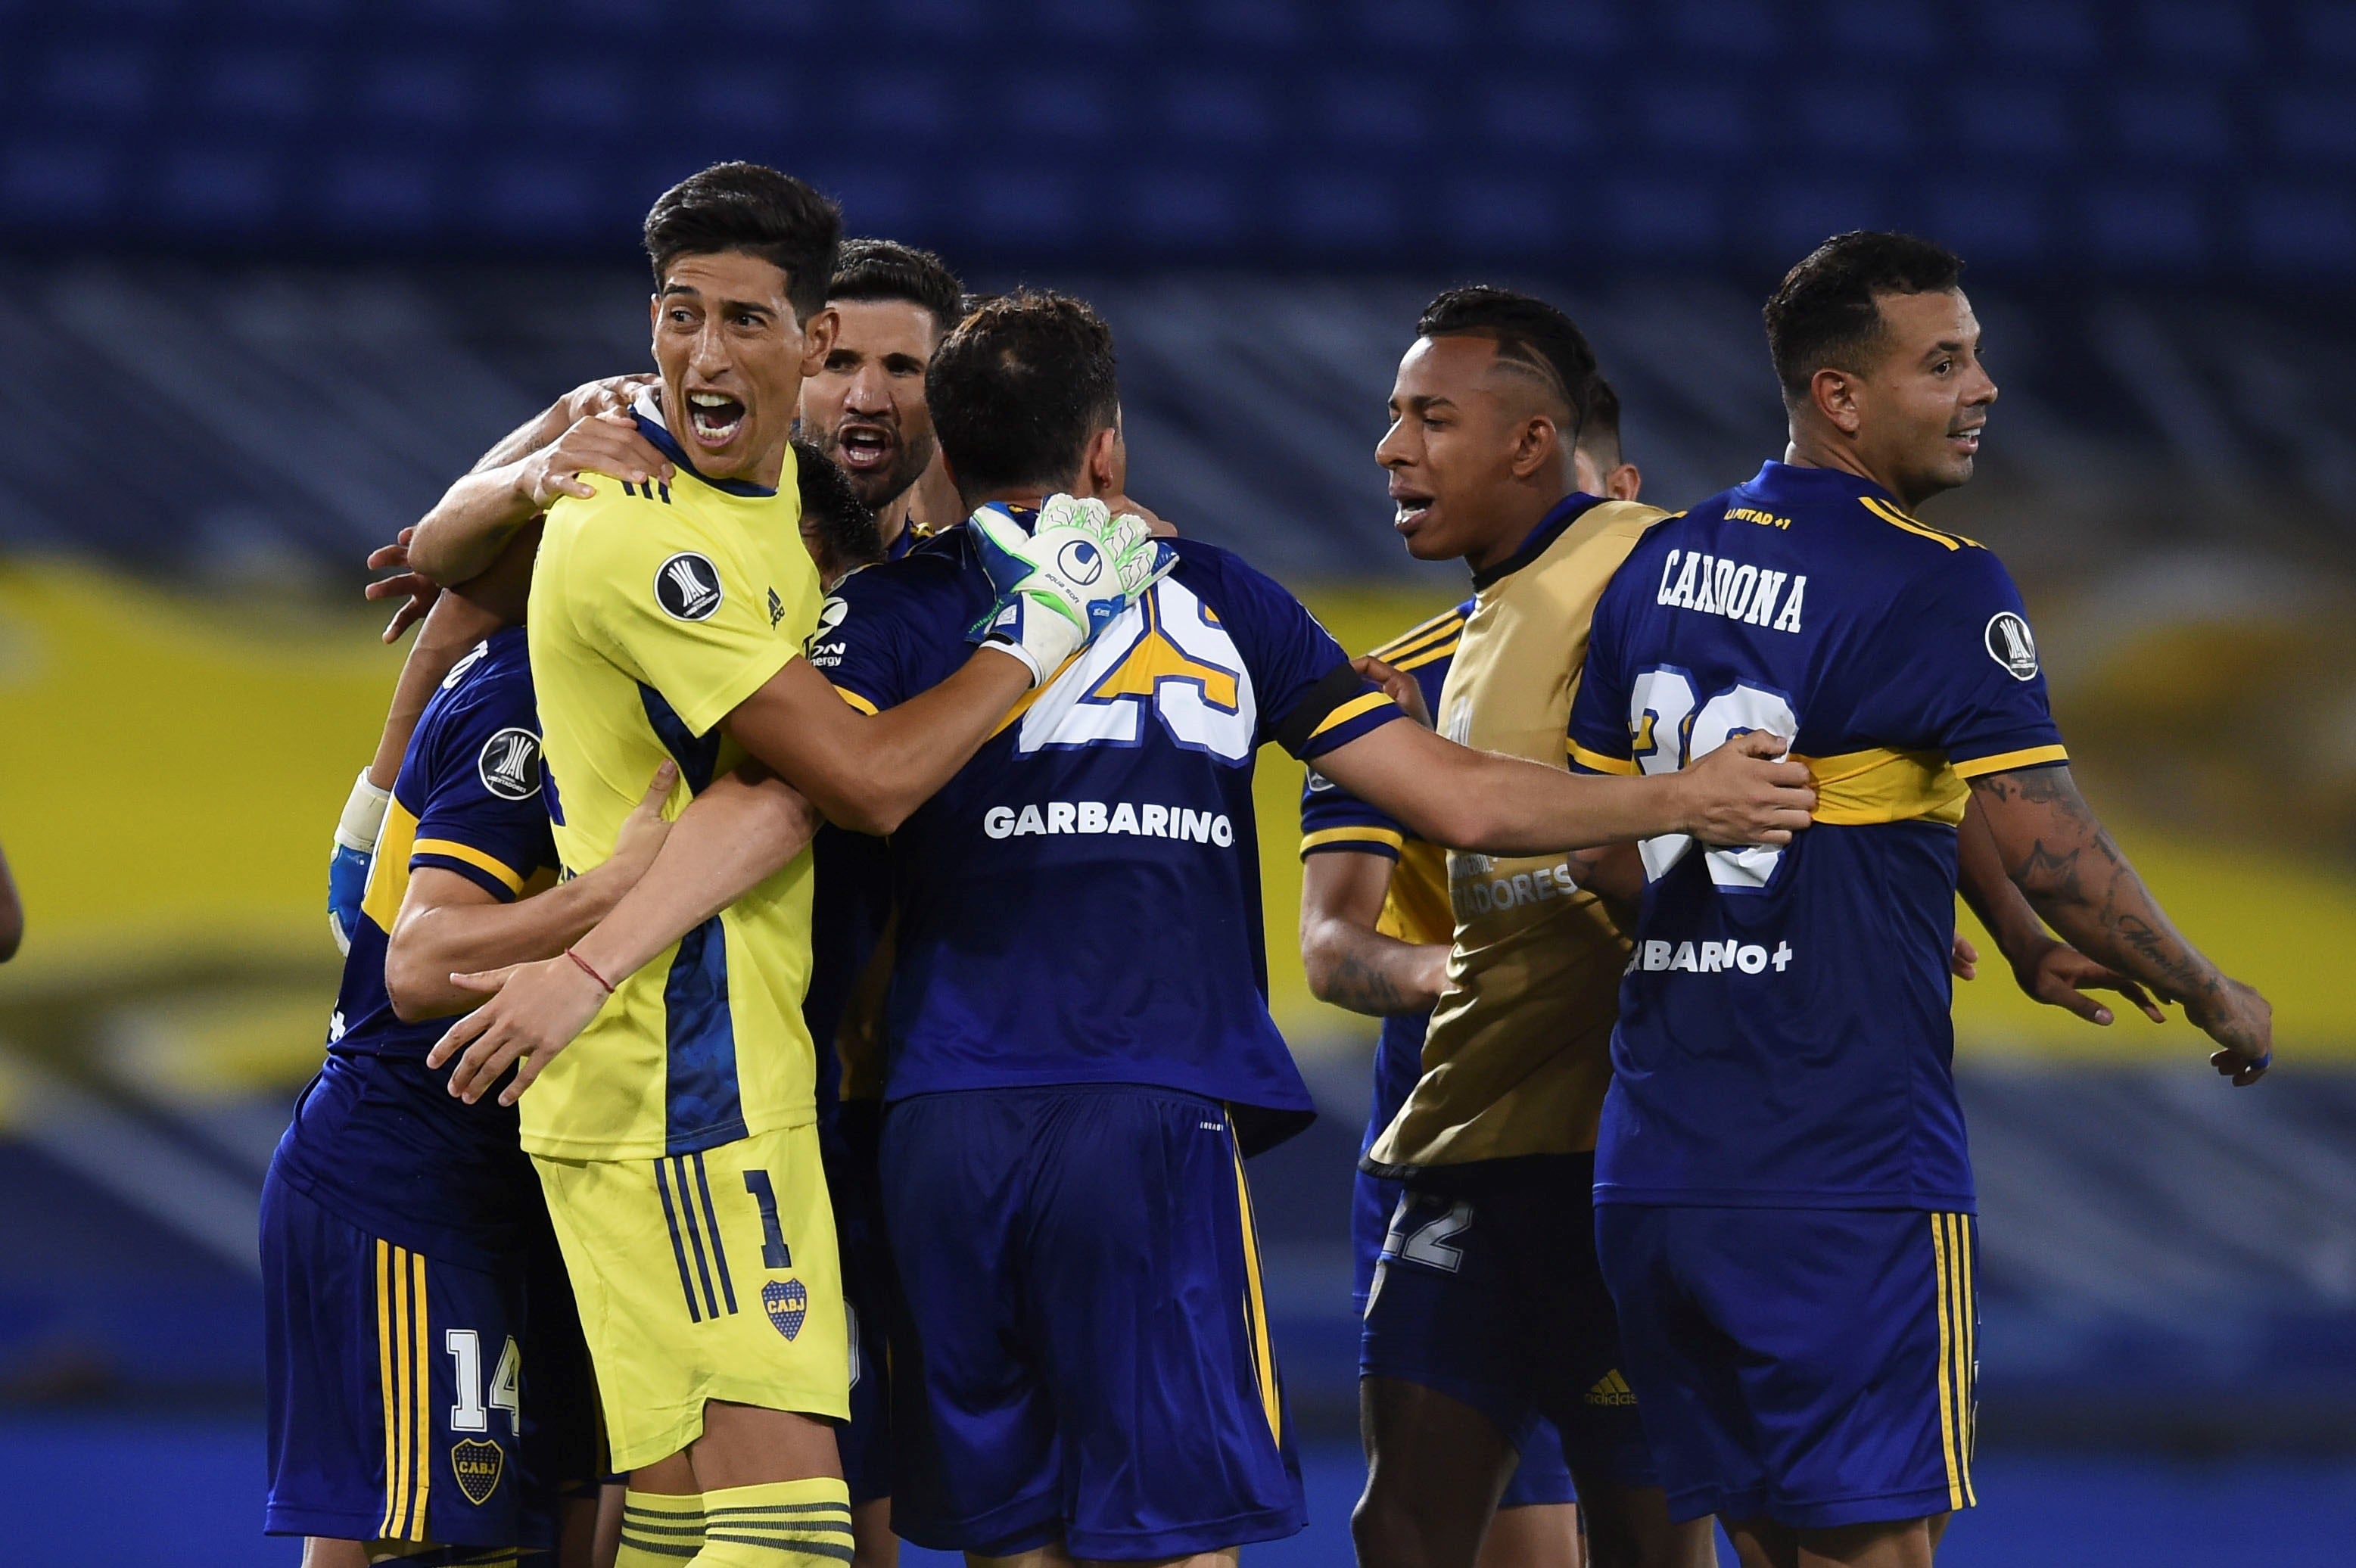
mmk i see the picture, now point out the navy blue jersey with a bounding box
[817,519,1402,1150]
[1567,462,2066,1212]
[272,627,558,1265]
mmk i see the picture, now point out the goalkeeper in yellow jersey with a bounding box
[419,163,1167,1568]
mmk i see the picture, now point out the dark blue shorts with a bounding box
[261,1169,594,1548]
[1596,1205,1979,1529]
[1361,1155,1651,1491]
[1354,1165,1577,1510]
[826,1106,896,1508]
[882,1085,1306,1560]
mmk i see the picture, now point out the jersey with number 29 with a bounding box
[1567,462,2067,1213]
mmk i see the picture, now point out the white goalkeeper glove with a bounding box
[328,770,391,955]
[967,496,1177,686]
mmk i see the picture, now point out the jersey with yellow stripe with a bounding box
[1567,459,2068,1211]
[275,624,558,1266]
[817,524,1402,1150]
[524,415,826,1159]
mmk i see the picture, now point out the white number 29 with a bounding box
[447,1328,521,1433]
[1628,667,1798,891]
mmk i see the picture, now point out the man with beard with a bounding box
[795,239,966,559]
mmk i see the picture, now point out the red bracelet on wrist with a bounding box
[565,947,615,995]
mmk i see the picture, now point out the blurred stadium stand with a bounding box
[5,2,2356,1559]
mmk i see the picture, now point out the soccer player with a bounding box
[1297,387,1643,1568]
[422,164,1164,1568]
[795,238,967,558]
[263,524,796,1567]
[812,288,1812,1565]
[1566,231,2271,1568]
[792,436,885,587]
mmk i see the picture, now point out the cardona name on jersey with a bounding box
[1654,547,1807,633]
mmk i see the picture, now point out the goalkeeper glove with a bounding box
[966,496,1176,686]
[328,770,391,955]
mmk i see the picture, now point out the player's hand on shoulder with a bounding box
[560,372,655,424]
[518,409,674,512]
[1678,730,1816,846]
[1105,493,1178,537]
[1353,655,1430,728]
[602,761,679,883]
[428,953,611,1107]
[364,527,440,642]
[967,494,1178,686]
[2190,975,2272,1086]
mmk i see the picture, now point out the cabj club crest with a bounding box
[451,1438,503,1506]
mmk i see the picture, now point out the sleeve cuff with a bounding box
[671,645,801,738]
[1299,826,1405,860]
[1567,739,1639,776]
[412,840,526,901]
[1950,743,2069,779]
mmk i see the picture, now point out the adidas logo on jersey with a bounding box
[1655,548,1806,633]
[982,800,1234,846]
[1586,1369,1638,1408]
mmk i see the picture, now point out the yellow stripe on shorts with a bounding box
[1930,1213,1978,1511]
[374,1242,434,1542]
[1227,1123,1281,1445]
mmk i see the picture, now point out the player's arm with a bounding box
[428,764,823,1105]
[1300,851,1447,1017]
[1953,792,2165,1026]
[0,838,21,963]
[1969,764,2270,1081]
[1314,720,1813,857]
[382,761,677,1020]
[405,378,670,585]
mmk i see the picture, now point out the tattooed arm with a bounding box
[1954,792,2165,1026]
[1300,850,1449,1019]
[1969,765,2271,1082]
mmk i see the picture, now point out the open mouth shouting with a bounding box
[1391,486,1436,536]
[833,418,898,474]
[686,389,746,449]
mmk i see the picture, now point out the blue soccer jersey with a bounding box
[271,627,559,1265]
[1567,462,2066,1212]
[816,518,1402,1150]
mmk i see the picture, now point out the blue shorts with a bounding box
[1595,1205,1979,1529]
[262,1169,595,1548]
[1362,1155,1651,1491]
[826,1105,895,1507]
[1353,1165,1577,1510]
[882,1085,1306,1560]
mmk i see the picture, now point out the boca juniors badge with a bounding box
[451,1438,503,1506]
[763,1277,808,1340]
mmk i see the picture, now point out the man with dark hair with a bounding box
[413,163,1169,1568]
[1569,230,2271,1568]
[798,238,966,558]
[791,437,883,588]
[808,288,1816,1566]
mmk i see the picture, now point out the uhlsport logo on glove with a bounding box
[1057,538,1105,586]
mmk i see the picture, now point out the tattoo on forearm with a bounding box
[1324,950,1411,1016]
[1971,769,2221,1006]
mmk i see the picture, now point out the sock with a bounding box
[617,1489,706,1565]
[692,1478,854,1566]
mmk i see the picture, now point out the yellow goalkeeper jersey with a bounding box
[522,428,823,1160]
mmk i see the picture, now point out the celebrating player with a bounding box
[263,526,816,1567]
[796,238,966,557]
[1567,231,2270,1568]
[421,164,1162,1568]
[1297,386,1642,1568]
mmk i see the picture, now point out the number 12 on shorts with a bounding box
[447,1328,520,1432]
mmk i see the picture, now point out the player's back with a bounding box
[820,517,1399,1151]
[273,625,556,1265]
[523,408,823,1160]
[1568,460,2066,1213]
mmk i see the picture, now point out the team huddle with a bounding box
[260,162,2272,1568]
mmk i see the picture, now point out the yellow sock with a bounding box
[617,1489,705,1565]
[692,1478,854,1566]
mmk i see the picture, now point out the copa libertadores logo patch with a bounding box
[477,727,543,801]
[1984,611,2040,681]
[655,552,724,621]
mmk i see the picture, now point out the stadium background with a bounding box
[4,0,2356,1560]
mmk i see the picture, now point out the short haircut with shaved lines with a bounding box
[1415,285,1600,440]
[1764,231,1965,403]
